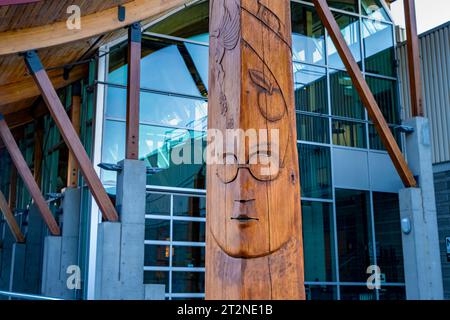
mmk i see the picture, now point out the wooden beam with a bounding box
[24,51,119,222]
[0,65,87,108]
[404,0,423,117]
[0,0,190,56]
[0,0,40,5]
[126,23,142,160]
[312,0,417,188]
[207,0,305,299]
[4,103,48,130]
[0,190,25,243]
[67,83,81,188]
[0,115,60,235]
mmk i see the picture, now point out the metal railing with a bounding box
[0,290,62,301]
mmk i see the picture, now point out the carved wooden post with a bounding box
[207,0,305,299]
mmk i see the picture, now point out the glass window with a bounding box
[294,63,328,114]
[327,13,361,69]
[369,124,401,151]
[378,286,406,300]
[173,220,205,243]
[173,196,206,218]
[291,3,326,65]
[144,271,169,293]
[297,114,330,144]
[145,219,170,241]
[373,192,404,283]
[305,285,338,301]
[298,144,332,199]
[302,201,336,282]
[336,189,374,282]
[146,193,171,216]
[361,0,390,21]
[330,69,365,119]
[332,119,367,148]
[366,76,399,124]
[172,246,205,268]
[144,245,170,267]
[303,0,358,13]
[362,19,395,76]
[340,286,377,300]
[172,271,205,294]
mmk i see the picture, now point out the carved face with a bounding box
[209,41,297,258]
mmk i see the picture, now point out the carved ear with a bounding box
[249,69,274,94]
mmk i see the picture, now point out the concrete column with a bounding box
[41,187,81,299]
[400,117,444,300]
[95,159,146,300]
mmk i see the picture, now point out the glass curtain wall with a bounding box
[97,0,405,300]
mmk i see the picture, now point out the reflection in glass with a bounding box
[373,192,404,283]
[330,70,364,119]
[302,201,336,282]
[332,120,367,148]
[172,272,204,294]
[378,286,406,300]
[297,114,330,144]
[145,219,170,241]
[294,63,328,114]
[172,246,205,268]
[369,124,401,151]
[328,13,361,68]
[173,221,205,243]
[105,86,208,129]
[144,245,170,267]
[298,144,332,199]
[291,3,326,65]
[144,271,169,293]
[305,285,338,301]
[146,193,171,216]
[362,19,395,76]
[336,189,374,282]
[366,76,399,124]
[173,196,206,218]
[361,0,390,21]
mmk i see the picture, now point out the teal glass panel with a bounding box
[378,287,406,300]
[144,271,169,293]
[291,3,326,65]
[369,124,401,151]
[146,193,171,216]
[173,220,205,243]
[362,19,395,76]
[145,219,170,241]
[294,63,328,114]
[332,120,367,148]
[144,245,170,267]
[336,189,374,283]
[361,0,390,21]
[173,195,206,218]
[172,272,205,294]
[298,144,332,199]
[328,13,362,69]
[366,76,399,124]
[172,246,205,268]
[302,201,336,282]
[340,286,377,300]
[306,285,338,301]
[296,113,330,144]
[330,69,365,119]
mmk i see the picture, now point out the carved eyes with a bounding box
[249,70,287,122]
[216,152,281,183]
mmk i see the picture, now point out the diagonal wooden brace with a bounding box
[0,115,60,235]
[23,51,119,222]
[0,189,25,243]
[312,0,417,188]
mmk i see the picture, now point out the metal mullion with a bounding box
[169,193,174,300]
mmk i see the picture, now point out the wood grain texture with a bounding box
[312,0,417,188]
[404,0,423,117]
[30,67,119,222]
[207,0,305,300]
[67,93,81,188]
[0,189,25,243]
[0,117,60,235]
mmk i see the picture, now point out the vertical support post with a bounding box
[33,118,43,186]
[8,166,17,211]
[67,82,81,188]
[23,51,119,222]
[0,114,60,235]
[207,0,305,299]
[0,190,25,243]
[404,0,423,117]
[312,0,417,188]
[126,22,141,160]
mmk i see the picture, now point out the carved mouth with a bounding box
[231,215,259,222]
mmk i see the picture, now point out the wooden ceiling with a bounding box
[0,0,190,130]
